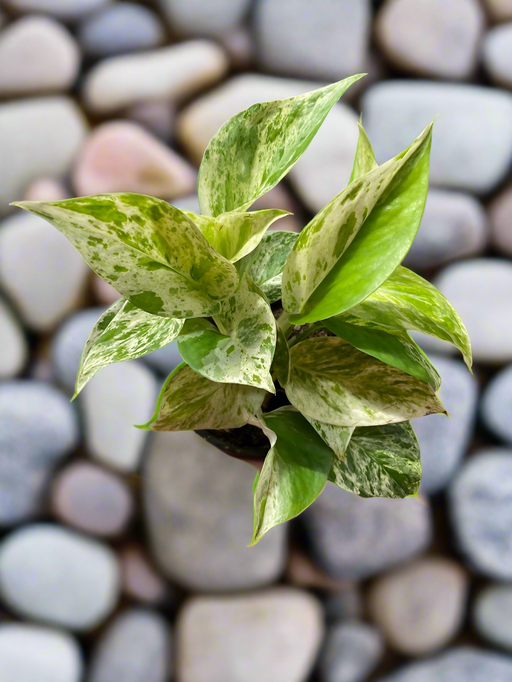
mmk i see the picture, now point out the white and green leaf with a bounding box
[347,266,472,369]
[252,407,333,545]
[329,421,422,498]
[75,299,184,397]
[198,75,365,217]
[282,124,433,324]
[140,362,266,431]
[349,120,378,184]
[305,417,354,462]
[14,194,239,319]
[285,336,446,427]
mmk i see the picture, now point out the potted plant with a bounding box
[14,74,471,545]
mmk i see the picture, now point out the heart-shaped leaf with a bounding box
[305,417,354,461]
[75,299,184,397]
[349,120,378,184]
[14,194,239,319]
[198,75,365,217]
[285,336,446,427]
[282,124,432,324]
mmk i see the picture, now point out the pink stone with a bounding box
[23,178,69,202]
[251,184,303,233]
[92,274,121,306]
[73,121,196,199]
[119,545,168,605]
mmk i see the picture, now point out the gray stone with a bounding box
[79,3,165,57]
[254,0,371,81]
[0,212,90,332]
[144,431,287,591]
[0,524,120,630]
[51,307,107,392]
[490,183,512,257]
[484,0,512,20]
[404,190,488,270]
[0,15,80,95]
[303,485,432,581]
[0,296,27,378]
[483,24,512,89]
[325,586,364,622]
[83,41,229,115]
[319,622,384,682]
[482,364,512,445]
[52,461,134,537]
[362,81,512,194]
[0,623,83,682]
[450,449,512,579]
[433,259,512,363]
[3,0,110,19]
[142,339,183,376]
[158,0,251,37]
[177,588,324,682]
[414,355,478,495]
[379,647,512,682]
[89,608,170,682]
[368,558,468,656]
[474,584,512,650]
[81,361,158,473]
[375,0,484,79]
[126,100,175,142]
[0,96,88,215]
[0,381,79,525]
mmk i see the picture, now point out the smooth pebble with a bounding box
[483,23,512,89]
[0,296,27,379]
[474,584,512,651]
[481,364,512,445]
[3,0,110,20]
[320,621,384,682]
[158,0,251,37]
[490,183,512,257]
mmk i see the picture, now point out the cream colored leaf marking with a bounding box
[305,417,354,462]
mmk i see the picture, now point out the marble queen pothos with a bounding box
[14,74,472,544]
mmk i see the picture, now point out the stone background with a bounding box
[1,0,512,681]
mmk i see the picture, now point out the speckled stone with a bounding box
[481,364,512,445]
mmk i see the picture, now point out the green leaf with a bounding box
[75,299,184,397]
[282,124,433,324]
[140,362,266,431]
[236,231,299,303]
[251,407,333,545]
[285,336,446,427]
[324,314,441,389]
[348,266,472,369]
[329,422,422,498]
[198,75,365,217]
[14,194,239,319]
[177,288,276,393]
[180,208,289,262]
[272,327,291,386]
[349,120,378,183]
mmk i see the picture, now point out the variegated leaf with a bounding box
[349,120,378,183]
[14,194,239,319]
[306,417,354,461]
[324,314,441,389]
[177,288,276,393]
[236,231,299,303]
[251,407,333,545]
[180,208,289,262]
[140,362,266,431]
[348,266,472,369]
[282,124,433,324]
[329,422,422,498]
[198,75,365,217]
[75,299,184,397]
[285,336,446,427]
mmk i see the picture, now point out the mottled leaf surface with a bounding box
[252,408,333,544]
[178,288,276,392]
[283,124,432,323]
[236,231,299,303]
[15,194,239,318]
[348,266,472,368]
[349,121,378,183]
[75,299,183,397]
[285,337,445,427]
[306,417,354,461]
[329,422,422,498]
[198,75,365,217]
[324,315,441,389]
[141,362,265,431]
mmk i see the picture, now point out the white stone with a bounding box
[483,24,512,89]
[177,589,324,682]
[433,259,512,363]
[0,623,83,682]
[81,361,158,473]
[484,0,512,21]
[481,364,512,445]
[158,0,251,37]
[0,16,80,96]
[0,212,89,332]
[0,524,120,631]
[362,81,512,194]
[83,41,229,115]
[474,584,512,650]
[3,0,110,20]
[0,296,27,378]
[375,0,484,79]
[320,622,384,682]
[0,96,88,215]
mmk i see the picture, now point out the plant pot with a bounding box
[196,424,268,462]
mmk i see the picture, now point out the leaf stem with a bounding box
[288,322,323,348]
